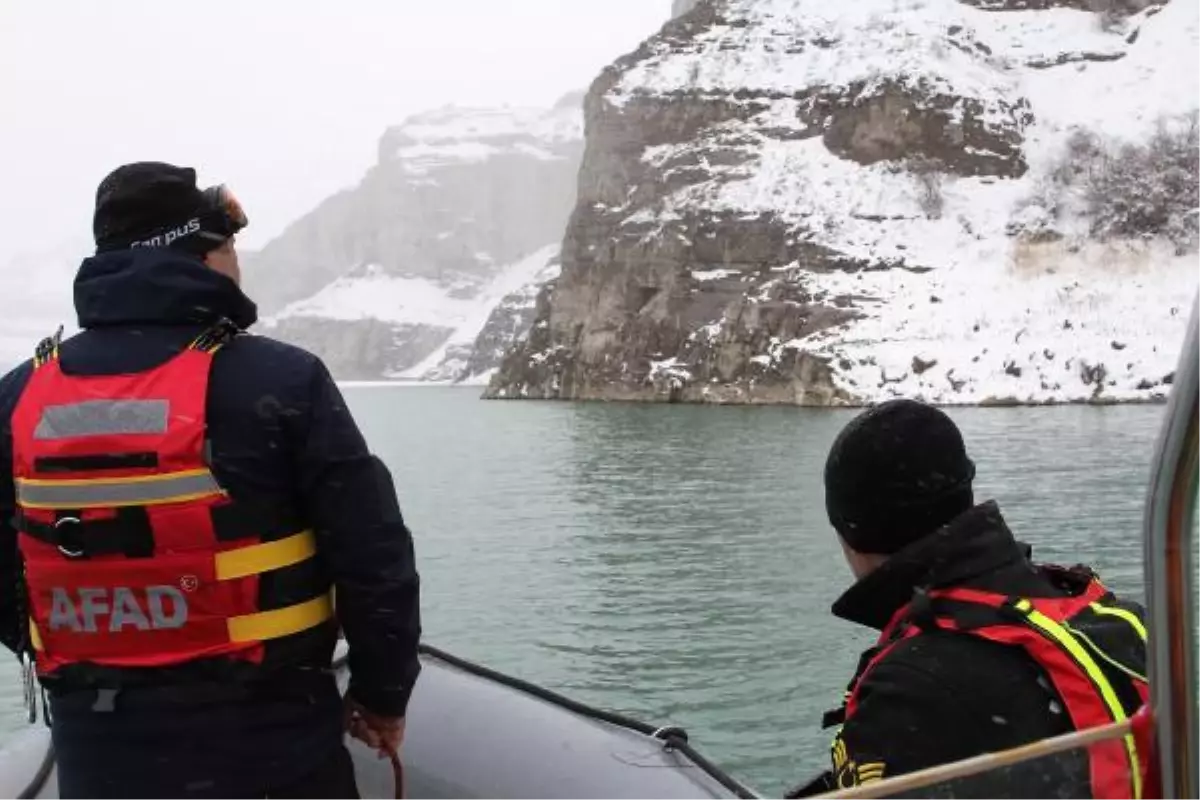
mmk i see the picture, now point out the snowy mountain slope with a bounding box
[380,99,583,175]
[403,245,562,384]
[259,246,561,383]
[250,96,583,380]
[273,266,485,328]
[487,0,1198,405]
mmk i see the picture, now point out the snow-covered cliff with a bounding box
[487,0,1198,405]
[250,94,584,380]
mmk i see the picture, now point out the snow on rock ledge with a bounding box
[378,100,583,176]
[401,246,563,384]
[486,0,1198,406]
[248,97,583,381]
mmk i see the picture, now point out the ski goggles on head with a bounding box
[201,184,249,237]
[120,183,248,254]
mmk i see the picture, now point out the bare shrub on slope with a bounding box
[1009,114,1199,253]
[1085,114,1199,253]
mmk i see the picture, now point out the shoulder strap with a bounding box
[32,325,63,369]
[843,579,1115,722]
[188,318,241,354]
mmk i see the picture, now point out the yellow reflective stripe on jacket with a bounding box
[214,530,317,581]
[1090,602,1148,643]
[15,469,224,510]
[1014,599,1142,799]
[833,735,848,768]
[831,730,886,789]
[29,620,43,652]
[227,593,333,643]
[855,762,886,784]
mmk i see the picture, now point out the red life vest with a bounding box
[10,324,334,681]
[841,571,1151,799]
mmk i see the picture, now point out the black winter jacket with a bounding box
[0,248,421,718]
[789,501,1146,799]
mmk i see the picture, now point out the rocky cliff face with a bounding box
[248,95,583,380]
[487,0,1197,405]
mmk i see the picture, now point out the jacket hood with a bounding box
[74,248,257,331]
[832,501,1040,630]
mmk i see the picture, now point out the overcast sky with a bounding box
[0,0,669,265]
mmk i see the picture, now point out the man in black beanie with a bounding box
[0,163,421,798]
[789,399,1150,798]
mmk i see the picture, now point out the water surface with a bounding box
[0,389,1165,794]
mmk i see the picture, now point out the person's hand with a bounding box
[344,695,406,759]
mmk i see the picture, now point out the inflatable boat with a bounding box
[0,642,757,799]
[0,295,1194,799]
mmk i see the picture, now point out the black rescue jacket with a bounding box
[0,248,422,794]
[789,501,1147,799]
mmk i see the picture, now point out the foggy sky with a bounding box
[0,0,669,265]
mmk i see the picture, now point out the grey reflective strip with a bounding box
[34,400,169,440]
[17,470,222,509]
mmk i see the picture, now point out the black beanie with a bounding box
[92,162,223,255]
[824,399,976,555]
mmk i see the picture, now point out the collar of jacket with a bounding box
[831,501,1035,631]
[73,247,257,331]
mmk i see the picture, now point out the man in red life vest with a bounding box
[789,399,1150,799]
[0,163,421,798]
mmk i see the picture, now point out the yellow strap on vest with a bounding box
[227,593,333,643]
[28,593,333,651]
[1014,599,1142,799]
[215,530,317,581]
[27,531,324,652]
[1089,602,1149,643]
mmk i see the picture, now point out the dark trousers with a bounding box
[265,744,359,799]
[49,675,357,799]
[56,742,358,799]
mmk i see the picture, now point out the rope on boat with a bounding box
[17,741,54,800]
[16,642,757,799]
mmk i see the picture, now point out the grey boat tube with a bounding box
[0,643,760,799]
